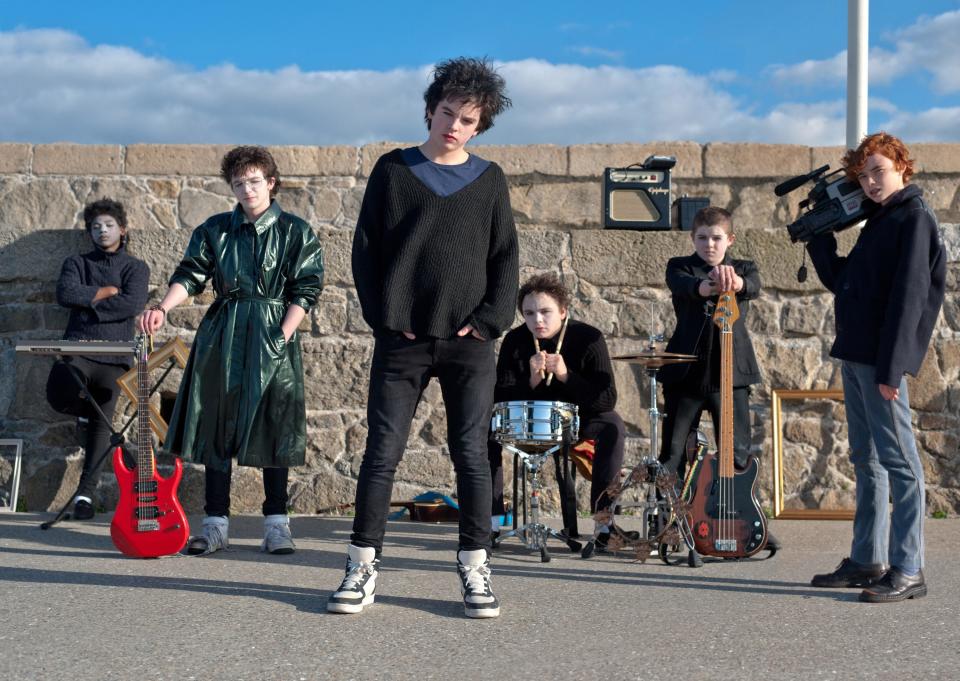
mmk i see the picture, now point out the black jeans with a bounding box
[45,357,126,500]
[659,385,752,479]
[351,333,495,554]
[490,410,625,517]
[204,461,289,517]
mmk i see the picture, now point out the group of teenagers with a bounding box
[49,57,945,618]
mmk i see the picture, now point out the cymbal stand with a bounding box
[581,336,697,561]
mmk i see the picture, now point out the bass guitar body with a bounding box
[685,451,767,558]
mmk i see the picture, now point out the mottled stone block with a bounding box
[568,142,702,179]
[510,182,599,227]
[359,141,417,177]
[0,178,82,231]
[0,144,31,173]
[269,145,357,177]
[126,144,232,176]
[571,230,686,286]
[517,229,570,271]
[705,143,810,179]
[471,144,566,176]
[912,144,960,174]
[33,144,122,175]
[811,146,846,173]
[0,228,87,282]
[318,227,352,286]
[177,188,235,229]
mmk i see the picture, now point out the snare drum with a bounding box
[490,400,579,451]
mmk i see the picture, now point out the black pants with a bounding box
[659,385,752,479]
[351,333,495,554]
[490,410,625,519]
[45,357,126,500]
[204,461,289,517]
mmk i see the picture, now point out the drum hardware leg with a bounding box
[496,443,580,557]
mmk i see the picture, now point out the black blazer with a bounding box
[807,184,945,386]
[660,253,762,388]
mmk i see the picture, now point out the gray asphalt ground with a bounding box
[1,513,958,681]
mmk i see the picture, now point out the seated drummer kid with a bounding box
[657,207,779,548]
[489,273,626,546]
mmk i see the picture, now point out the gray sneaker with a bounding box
[261,516,295,555]
[186,516,229,556]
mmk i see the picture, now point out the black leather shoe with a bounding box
[73,499,95,520]
[859,568,927,603]
[811,557,887,588]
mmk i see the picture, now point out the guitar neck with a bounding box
[719,328,734,479]
[137,341,156,477]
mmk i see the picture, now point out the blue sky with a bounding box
[2,1,959,145]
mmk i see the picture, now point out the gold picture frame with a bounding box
[771,388,854,520]
[116,337,190,444]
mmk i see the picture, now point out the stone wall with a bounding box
[1,142,959,516]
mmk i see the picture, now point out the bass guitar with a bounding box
[110,335,189,558]
[684,291,767,558]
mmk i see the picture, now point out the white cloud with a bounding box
[568,46,625,61]
[879,106,960,142]
[767,9,960,92]
[0,28,956,147]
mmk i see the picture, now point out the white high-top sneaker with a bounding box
[327,545,380,614]
[457,549,500,619]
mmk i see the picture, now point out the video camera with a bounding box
[776,165,877,243]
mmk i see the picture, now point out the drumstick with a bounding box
[533,337,546,380]
[545,316,569,386]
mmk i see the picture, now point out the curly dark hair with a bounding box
[423,57,512,134]
[220,145,282,196]
[843,131,915,184]
[517,273,572,313]
[692,206,733,235]
[83,197,127,231]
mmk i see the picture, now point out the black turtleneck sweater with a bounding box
[352,148,519,340]
[56,244,150,365]
[494,319,617,418]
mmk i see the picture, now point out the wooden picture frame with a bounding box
[771,388,854,520]
[116,337,190,445]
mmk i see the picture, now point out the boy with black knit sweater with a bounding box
[329,58,518,619]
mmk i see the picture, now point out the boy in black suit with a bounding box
[658,207,778,549]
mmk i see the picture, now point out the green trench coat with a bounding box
[164,202,324,471]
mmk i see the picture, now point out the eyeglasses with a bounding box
[231,177,268,191]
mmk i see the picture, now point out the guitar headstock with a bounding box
[712,291,740,332]
[134,333,153,362]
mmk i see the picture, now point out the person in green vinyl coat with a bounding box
[140,145,324,556]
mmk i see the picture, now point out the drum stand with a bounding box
[494,440,582,562]
[581,340,698,564]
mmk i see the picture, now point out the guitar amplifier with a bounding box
[603,155,676,230]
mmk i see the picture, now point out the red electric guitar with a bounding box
[110,335,189,558]
[684,291,767,558]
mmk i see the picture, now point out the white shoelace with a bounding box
[340,561,377,591]
[459,563,492,596]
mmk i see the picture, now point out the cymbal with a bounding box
[613,351,698,368]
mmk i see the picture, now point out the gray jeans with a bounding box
[842,360,925,573]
